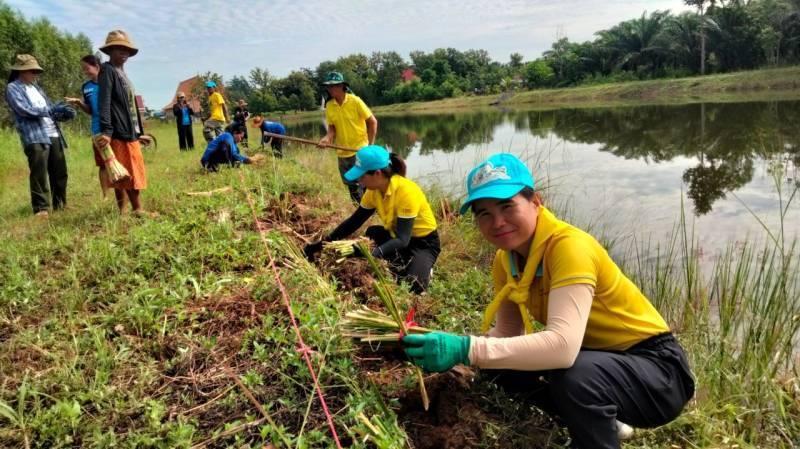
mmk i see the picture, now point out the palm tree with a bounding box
[663,12,703,72]
[684,0,717,74]
[595,10,671,76]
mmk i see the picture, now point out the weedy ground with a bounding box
[0,121,798,448]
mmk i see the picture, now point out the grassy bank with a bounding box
[0,121,798,448]
[278,66,800,123]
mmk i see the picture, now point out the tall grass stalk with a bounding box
[358,242,430,411]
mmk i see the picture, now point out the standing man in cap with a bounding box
[96,29,151,215]
[5,54,75,216]
[317,71,378,202]
[172,92,195,151]
[203,81,228,143]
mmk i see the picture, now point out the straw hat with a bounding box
[252,115,264,127]
[177,91,186,98]
[10,54,43,73]
[99,30,138,56]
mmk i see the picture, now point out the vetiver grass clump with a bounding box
[0,120,797,448]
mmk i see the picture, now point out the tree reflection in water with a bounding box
[290,101,800,215]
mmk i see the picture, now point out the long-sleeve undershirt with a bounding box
[469,283,594,371]
[327,207,374,241]
[327,208,415,259]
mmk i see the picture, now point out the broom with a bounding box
[93,136,130,184]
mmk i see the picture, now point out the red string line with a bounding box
[237,171,343,448]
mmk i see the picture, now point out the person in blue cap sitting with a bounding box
[200,123,253,171]
[303,145,440,294]
[401,153,695,449]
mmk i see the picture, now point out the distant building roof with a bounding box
[162,75,227,116]
[401,68,416,82]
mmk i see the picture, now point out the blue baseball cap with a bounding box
[459,153,535,214]
[205,80,217,88]
[344,145,391,182]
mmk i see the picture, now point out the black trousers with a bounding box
[270,137,283,158]
[23,137,67,213]
[234,120,248,147]
[365,225,441,294]
[337,155,362,203]
[483,333,694,449]
[177,124,194,150]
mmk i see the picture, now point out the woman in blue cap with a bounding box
[303,145,440,294]
[402,153,694,449]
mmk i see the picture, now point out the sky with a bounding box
[7,0,692,109]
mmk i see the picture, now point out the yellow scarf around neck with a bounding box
[481,206,569,334]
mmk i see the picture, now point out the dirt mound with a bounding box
[393,370,485,449]
[324,257,377,299]
[149,289,284,434]
[258,192,328,241]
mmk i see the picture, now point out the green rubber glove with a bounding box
[402,332,471,372]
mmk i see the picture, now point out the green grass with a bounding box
[0,120,798,448]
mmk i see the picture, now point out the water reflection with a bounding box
[291,101,800,216]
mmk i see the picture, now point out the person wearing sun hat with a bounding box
[5,54,76,216]
[401,153,695,448]
[303,145,440,294]
[317,71,378,202]
[172,92,195,151]
[96,29,151,215]
[202,80,228,143]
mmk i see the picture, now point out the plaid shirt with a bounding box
[5,80,67,148]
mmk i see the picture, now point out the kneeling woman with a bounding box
[402,153,694,449]
[304,145,440,294]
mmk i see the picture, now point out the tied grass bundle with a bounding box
[355,241,431,410]
[324,238,370,262]
[341,306,431,343]
[94,137,130,184]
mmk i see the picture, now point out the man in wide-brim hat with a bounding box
[96,29,152,215]
[317,71,378,203]
[5,54,74,216]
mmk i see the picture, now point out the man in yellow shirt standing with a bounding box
[317,71,378,202]
[203,80,228,142]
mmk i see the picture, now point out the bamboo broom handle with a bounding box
[261,132,358,152]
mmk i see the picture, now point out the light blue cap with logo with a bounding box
[459,153,535,214]
[344,145,391,182]
[205,80,217,88]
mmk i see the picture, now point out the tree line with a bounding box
[224,0,800,113]
[2,0,800,119]
[0,1,92,126]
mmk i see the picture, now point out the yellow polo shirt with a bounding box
[325,93,372,158]
[490,207,669,350]
[360,175,437,238]
[209,92,226,122]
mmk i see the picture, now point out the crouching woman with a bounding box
[402,153,694,449]
[200,123,252,171]
[303,145,440,294]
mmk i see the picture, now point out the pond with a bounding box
[290,101,800,257]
